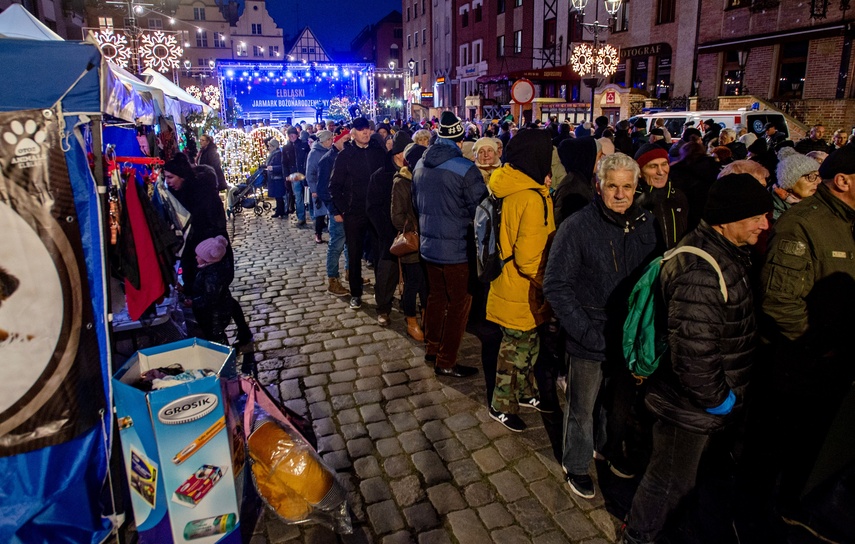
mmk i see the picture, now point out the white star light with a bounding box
[139,31,183,73]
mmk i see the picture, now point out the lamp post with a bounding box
[569,0,623,121]
[407,58,416,120]
[693,77,702,97]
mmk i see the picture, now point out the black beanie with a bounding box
[163,152,194,181]
[438,111,464,141]
[747,138,767,155]
[505,128,553,184]
[704,173,773,225]
[404,143,427,167]
[390,130,413,155]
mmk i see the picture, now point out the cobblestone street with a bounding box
[228,211,625,544]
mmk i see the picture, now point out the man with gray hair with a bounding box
[544,152,659,499]
[719,127,747,160]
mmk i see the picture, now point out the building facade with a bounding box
[0,0,86,40]
[432,0,453,111]
[403,0,432,117]
[351,10,404,119]
[696,0,855,129]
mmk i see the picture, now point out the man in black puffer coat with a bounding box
[621,174,773,544]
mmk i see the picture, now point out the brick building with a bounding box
[696,0,855,130]
[403,0,432,118]
[455,0,537,120]
[351,10,404,116]
[433,0,454,111]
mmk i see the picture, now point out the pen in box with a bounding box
[172,416,226,465]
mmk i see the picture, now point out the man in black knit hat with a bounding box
[622,173,773,544]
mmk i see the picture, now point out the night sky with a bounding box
[262,0,402,54]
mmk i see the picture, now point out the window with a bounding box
[98,17,113,28]
[474,41,482,63]
[407,6,411,20]
[193,7,205,20]
[213,32,226,48]
[251,24,262,35]
[515,0,523,6]
[415,2,418,17]
[148,18,162,30]
[123,18,133,28]
[423,59,427,74]
[475,4,482,22]
[196,31,208,47]
[408,35,412,49]
[777,42,808,98]
[269,45,279,57]
[514,30,522,54]
[415,63,419,75]
[197,58,210,67]
[462,10,469,27]
[460,44,469,66]
[423,28,426,44]
[236,42,247,56]
[253,45,263,57]
[390,44,399,59]
[656,0,675,24]
[726,0,746,8]
[394,28,403,38]
[613,0,630,32]
[543,18,556,48]
[497,35,505,56]
[569,12,584,42]
[301,47,308,53]
[498,0,506,13]
[415,31,419,46]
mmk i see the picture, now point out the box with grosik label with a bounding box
[113,339,245,544]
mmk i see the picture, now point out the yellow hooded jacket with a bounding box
[485,164,556,331]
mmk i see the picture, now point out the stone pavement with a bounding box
[227,211,624,544]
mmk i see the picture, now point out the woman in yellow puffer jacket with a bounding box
[485,128,556,432]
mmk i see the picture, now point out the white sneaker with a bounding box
[556,375,567,394]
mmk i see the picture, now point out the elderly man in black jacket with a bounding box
[621,174,773,544]
[544,152,659,500]
[329,117,386,308]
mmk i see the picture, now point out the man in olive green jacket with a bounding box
[754,143,855,528]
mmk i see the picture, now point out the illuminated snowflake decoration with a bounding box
[93,28,132,68]
[185,85,202,100]
[204,85,220,109]
[595,44,620,78]
[139,31,183,73]
[570,43,596,76]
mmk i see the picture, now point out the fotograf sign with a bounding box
[619,43,672,61]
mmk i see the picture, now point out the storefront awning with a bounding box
[508,65,579,81]
[475,73,509,84]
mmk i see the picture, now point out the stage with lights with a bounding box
[218,61,376,125]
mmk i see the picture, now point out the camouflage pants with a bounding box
[491,327,540,414]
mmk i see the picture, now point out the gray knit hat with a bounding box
[776,147,819,190]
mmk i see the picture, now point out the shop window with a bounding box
[632,58,648,90]
[721,51,742,95]
[777,41,808,98]
[656,0,675,24]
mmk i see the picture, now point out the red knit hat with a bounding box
[634,144,670,169]
[333,129,350,144]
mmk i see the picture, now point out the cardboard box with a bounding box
[113,339,246,544]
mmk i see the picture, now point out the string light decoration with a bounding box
[595,44,620,78]
[248,127,286,169]
[204,85,220,109]
[185,85,202,100]
[571,44,596,76]
[327,97,353,121]
[213,129,254,185]
[139,31,183,73]
[92,28,133,68]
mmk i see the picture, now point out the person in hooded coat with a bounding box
[669,137,721,231]
[265,138,287,218]
[553,136,600,226]
[614,120,634,156]
[485,128,556,432]
[367,131,413,326]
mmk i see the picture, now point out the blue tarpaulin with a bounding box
[0,37,112,543]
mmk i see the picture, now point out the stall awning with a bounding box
[143,68,211,122]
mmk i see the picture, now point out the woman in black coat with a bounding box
[197,134,228,191]
[668,137,721,231]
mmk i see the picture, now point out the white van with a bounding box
[628,110,790,140]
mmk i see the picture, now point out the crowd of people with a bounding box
[180,111,854,543]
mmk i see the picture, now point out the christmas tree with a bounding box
[327,97,352,122]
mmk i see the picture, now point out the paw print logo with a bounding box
[3,119,46,157]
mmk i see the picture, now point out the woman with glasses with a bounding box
[772,148,822,222]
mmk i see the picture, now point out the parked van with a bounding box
[628,110,789,141]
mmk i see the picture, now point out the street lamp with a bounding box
[407,58,416,120]
[568,0,623,120]
[693,77,702,96]
[737,50,749,96]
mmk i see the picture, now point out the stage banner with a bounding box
[0,107,105,456]
[231,80,337,116]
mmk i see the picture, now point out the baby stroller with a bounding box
[227,167,272,217]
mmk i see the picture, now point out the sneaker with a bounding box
[519,396,552,413]
[566,473,596,499]
[488,407,526,432]
[556,375,568,394]
[349,296,362,309]
[377,313,390,326]
[608,458,637,479]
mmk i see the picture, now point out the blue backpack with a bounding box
[474,193,511,283]
[623,246,728,381]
